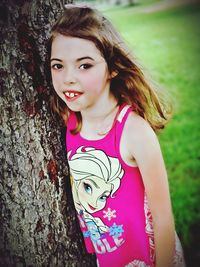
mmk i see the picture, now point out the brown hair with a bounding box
[48,4,172,133]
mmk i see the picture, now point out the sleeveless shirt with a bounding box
[66,105,185,267]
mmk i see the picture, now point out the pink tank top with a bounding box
[66,105,185,267]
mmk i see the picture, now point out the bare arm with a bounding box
[124,113,175,267]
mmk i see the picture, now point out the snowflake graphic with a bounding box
[109,223,124,237]
[103,208,116,221]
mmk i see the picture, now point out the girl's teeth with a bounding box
[65,92,78,98]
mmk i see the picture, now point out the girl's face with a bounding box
[51,34,112,113]
[77,177,112,214]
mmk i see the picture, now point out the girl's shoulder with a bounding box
[125,111,157,141]
[121,111,160,162]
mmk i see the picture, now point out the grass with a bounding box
[104,2,200,252]
[98,0,160,12]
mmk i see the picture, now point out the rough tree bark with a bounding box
[0,0,96,266]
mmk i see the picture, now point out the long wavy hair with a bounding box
[48,4,172,133]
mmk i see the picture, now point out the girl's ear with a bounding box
[110,70,118,79]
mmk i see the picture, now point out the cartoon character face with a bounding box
[68,147,124,215]
[77,177,112,214]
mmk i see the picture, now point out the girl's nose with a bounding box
[63,69,76,84]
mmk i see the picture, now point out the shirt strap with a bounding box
[115,104,133,159]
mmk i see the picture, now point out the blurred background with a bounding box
[74,0,200,266]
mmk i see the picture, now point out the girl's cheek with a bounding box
[51,74,60,88]
[51,78,57,90]
[78,188,86,199]
[96,200,104,210]
[51,72,57,82]
[102,202,106,209]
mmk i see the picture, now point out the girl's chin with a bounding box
[88,206,101,214]
[65,103,82,113]
[83,205,98,214]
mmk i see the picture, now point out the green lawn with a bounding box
[104,2,200,255]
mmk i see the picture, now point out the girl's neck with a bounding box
[80,98,119,138]
[81,96,118,124]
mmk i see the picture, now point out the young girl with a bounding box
[49,4,185,267]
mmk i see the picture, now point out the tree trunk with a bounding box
[0,0,96,266]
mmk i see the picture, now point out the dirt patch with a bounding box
[137,0,200,13]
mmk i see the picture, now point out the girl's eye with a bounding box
[99,194,108,202]
[79,64,92,70]
[51,64,63,70]
[83,182,92,194]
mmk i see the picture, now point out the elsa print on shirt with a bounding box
[68,146,124,237]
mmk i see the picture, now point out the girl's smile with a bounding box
[51,34,114,115]
[64,90,83,102]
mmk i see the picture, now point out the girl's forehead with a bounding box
[51,34,102,59]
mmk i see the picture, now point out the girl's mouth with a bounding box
[88,204,97,211]
[64,90,82,102]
